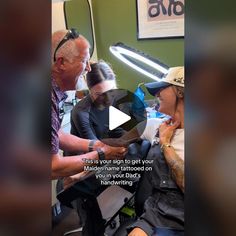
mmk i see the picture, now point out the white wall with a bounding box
[51,0,97,61]
[88,0,98,61]
[52,2,66,33]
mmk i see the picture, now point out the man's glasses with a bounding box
[53,28,80,62]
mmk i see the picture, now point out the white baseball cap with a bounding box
[145,66,184,96]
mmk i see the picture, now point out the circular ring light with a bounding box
[110,42,169,81]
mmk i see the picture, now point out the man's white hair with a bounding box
[51,30,80,64]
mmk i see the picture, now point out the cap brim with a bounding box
[144,81,170,96]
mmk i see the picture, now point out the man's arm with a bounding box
[52,144,127,179]
[58,129,103,152]
[58,129,90,152]
[51,151,98,179]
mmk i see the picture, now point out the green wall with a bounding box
[92,0,184,93]
[65,0,184,93]
[65,0,94,56]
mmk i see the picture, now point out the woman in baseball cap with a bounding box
[145,66,184,119]
[128,66,185,236]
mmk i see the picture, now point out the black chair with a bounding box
[56,140,151,236]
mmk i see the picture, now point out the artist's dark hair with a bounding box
[86,60,116,89]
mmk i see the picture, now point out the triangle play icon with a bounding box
[109,106,131,131]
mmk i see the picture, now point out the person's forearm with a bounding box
[162,146,184,192]
[58,130,91,152]
[52,151,98,179]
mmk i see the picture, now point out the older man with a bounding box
[51,29,126,179]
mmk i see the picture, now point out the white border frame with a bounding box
[136,0,184,39]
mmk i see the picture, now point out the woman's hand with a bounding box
[128,228,148,236]
[159,119,180,145]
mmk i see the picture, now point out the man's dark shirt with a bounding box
[51,79,67,154]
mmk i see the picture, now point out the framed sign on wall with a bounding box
[136,0,184,39]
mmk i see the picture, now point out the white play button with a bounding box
[109,106,131,131]
[87,89,147,144]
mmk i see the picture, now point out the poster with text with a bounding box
[137,0,184,39]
